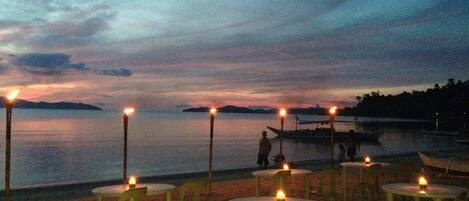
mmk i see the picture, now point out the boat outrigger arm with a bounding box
[295,115,356,125]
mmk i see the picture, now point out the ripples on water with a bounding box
[0,109,465,188]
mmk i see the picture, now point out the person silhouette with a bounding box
[257,131,271,169]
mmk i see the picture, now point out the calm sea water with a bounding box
[0,109,466,189]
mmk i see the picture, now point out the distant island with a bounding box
[184,78,469,120]
[0,98,102,110]
[183,105,326,114]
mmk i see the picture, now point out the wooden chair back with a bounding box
[272,170,291,194]
[179,179,207,201]
[118,187,147,201]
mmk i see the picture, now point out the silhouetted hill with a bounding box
[0,98,102,110]
[344,79,469,120]
[183,79,469,122]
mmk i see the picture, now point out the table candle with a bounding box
[419,176,427,191]
[129,176,137,188]
[364,156,371,165]
[276,190,286,201]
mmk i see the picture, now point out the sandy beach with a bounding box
[7,153,437,201]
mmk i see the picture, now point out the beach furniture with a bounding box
[340,161,390,201]
[92,183,175,201]
[388,161,416,183]
[118,187,147,201]
[313,168,339,201]
[419,152,469,177]
[383,183,467,201]
[272,170,291,195]
[252,169,312,199]
[228,196,312,201]
[355,164,381,201]
[179,179,208,201]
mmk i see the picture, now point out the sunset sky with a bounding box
[0,0,468,111]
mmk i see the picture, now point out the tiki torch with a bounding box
[329,106,337,168]
[123,107,134,183]
[208,107,217,194]
[279,109,287,155]
[4,89,20,201]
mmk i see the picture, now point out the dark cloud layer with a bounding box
[11,53,132,77]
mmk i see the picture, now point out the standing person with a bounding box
[346,130,359,161]
[338,144,346,163]
[257,131,271,169]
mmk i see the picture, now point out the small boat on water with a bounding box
[418,152,469,176]
[454,137,469,145]
[422,130,459,136]
[266,126,382,142]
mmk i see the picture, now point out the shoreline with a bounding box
[1,151,433,201]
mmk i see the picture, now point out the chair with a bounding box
[118,187,147,201]
[316,169,339,201]
[272,170,291,195]
[179,179,208,201]
[389,161,416,183]
[357,164,381,201]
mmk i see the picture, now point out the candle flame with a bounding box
[279,108,287,117]
[6,89,20,102]
[129,176,137,185]
[282,163,289,170]
[419,176,427,185]
[210,108,217,115]
[329,106,337,115]
[124,107,135,115]
[276,190,286,200]
[365,156,371,163]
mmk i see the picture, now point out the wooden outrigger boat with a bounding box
[266,126,382,142]
[418,152,469,176]
[267,116,382,143]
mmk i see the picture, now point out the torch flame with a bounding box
[124,107,135,115]
[210,108,217,115]
[329,106,337,115]
[6,89,20,102]
[279,108,287,117]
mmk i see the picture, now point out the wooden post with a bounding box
[123,114,128,183]
[280,116,284,154]
[208,113,215,194]
[330,115,335,168]
[5,102,12,201]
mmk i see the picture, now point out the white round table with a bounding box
[340,162,390,201]
[252,169,312,199]
[383,183,468,201]
[92,183,175,201]
[229,196,312,201]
